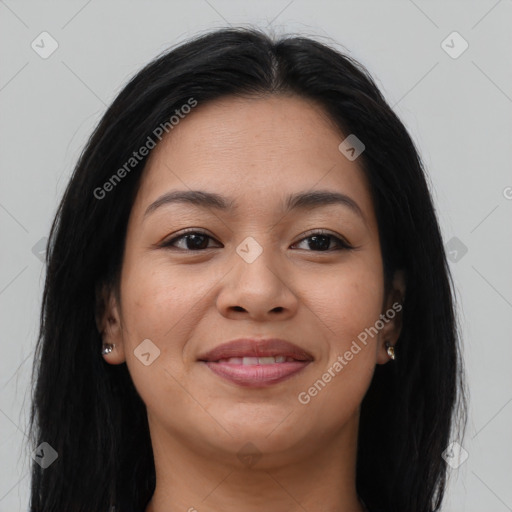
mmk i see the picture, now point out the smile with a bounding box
[202,358,311,387]
[216,356,299,364]
[198,337,313,387]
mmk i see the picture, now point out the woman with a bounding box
[29,27,467,512]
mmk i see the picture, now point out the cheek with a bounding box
[120,259,203,349]
[332,280,383,343]
[308,257,384,346]
[298,257,383,407]
[117,260,205,410]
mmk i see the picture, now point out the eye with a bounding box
[159,229,353,252]
[160,230,220,251]
[291,230,353,252]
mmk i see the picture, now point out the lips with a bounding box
[198,338,313,387]
[197,338,314,363]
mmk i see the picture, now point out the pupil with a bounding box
[188,234,208,250]
[309,235,330,251]
[184,234,332,251]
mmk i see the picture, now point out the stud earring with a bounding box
[101,342,115,355]
[385,341,396,360]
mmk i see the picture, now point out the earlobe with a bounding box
[377,270,406,365]
[95,282,126,364]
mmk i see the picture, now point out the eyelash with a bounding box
[159,228,353,252]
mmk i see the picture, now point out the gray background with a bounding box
[1,0,511,510]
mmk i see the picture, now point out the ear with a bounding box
[95,282,126,364]
[376,269,406,365]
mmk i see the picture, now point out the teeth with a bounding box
[219,357,243,364]
[258,357,276,364]
[243,357,260,365]
[216,356,295,364]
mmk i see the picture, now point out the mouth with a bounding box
[197,338,313,387]
[214,356,303,364]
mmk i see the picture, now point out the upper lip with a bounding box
[197,338,314,362]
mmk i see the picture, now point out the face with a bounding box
[99,94,405,467]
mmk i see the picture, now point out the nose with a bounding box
[216,238,299,322]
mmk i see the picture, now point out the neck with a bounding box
[144,412,365,512]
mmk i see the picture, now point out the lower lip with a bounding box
[203,361,310,387]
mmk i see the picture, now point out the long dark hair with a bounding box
[29,26,467,512]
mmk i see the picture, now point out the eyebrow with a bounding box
[144,189,365,221]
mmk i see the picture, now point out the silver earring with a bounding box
[101,342,115,355]
[385,342,396,360]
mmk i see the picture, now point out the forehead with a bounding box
[132,94,375,221]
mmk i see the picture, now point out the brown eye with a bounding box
[161,231,220,251]
[291,230,352,252]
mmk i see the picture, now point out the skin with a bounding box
[98,94,405,512]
